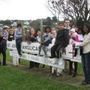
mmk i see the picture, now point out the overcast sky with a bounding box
[0,0,53,20]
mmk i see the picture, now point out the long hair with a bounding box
[25,29,31,41]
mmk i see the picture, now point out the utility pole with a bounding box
[40,19,43,33]
[40,19,44,42]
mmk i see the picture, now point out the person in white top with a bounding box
[81,25,90,85]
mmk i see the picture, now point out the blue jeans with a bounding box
[82,52,90,83]
[16,38,22,55]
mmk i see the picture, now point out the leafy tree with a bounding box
[0,20,11,26]
[30,19,41,30]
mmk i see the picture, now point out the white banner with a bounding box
[10,50,64,69]
[7,40,81,67]
[7,40,51,56]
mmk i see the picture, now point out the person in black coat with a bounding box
[50,22,69,58]
[8,26,14,41]
[0,34,7,65]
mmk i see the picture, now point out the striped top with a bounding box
[2,30,8,40]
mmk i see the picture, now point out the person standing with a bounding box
[8,26,15,41]
[69,28,81,77]
[81,25,90,85]
[2,26,8,49]
[0,26,9,65]
[0,31,7,65]
[26,28,39,68]
[14,23,23,56]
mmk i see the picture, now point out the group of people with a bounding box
[50,20,90,85]
[0,24,22,65]
[0,19,90,85]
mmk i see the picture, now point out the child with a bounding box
[69,28,80,77]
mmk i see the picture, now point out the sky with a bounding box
[0,0,89,20]
[0,0,53,20]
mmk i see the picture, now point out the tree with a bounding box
[48,0,90,27]
[0,20,11,26]
[30,19,41,30]
[48,0,63,20]
[46,17,52,26]
[52,16,57,23]
[43,17,53,27]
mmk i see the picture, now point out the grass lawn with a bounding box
[0,50,90,90]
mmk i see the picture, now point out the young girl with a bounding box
[69,28,81,77]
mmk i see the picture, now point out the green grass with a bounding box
[0,66,90,90]
[0,50,90,90]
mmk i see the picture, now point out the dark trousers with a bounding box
[51,44,60,58]
[69,61,78,75]
[82,53,90,83]
[0,51,6,65]
[39,45,47,56]
[29,61,39,68]
[16,38,22,55]
[69,47,78,75]
[0,39,7,65]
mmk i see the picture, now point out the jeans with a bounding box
[16,38,22,55]
[81,52,90,83]
[39,45,48,56]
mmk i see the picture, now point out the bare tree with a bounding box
[48,0,90,25]
[48,0,66,20]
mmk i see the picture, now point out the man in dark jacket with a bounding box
[0,33,7,65]
[50,22,69,58]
